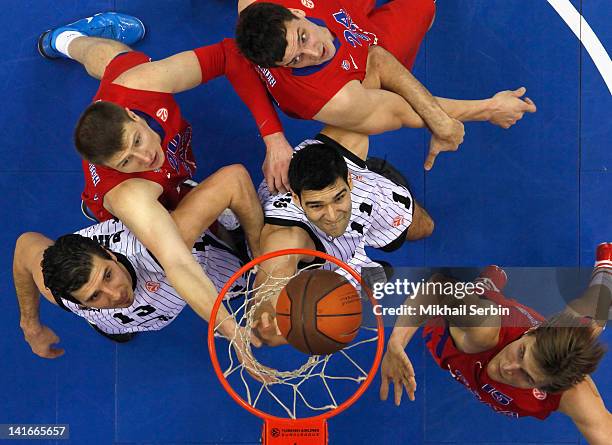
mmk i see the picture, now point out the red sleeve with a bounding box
[221,39,283,137]
[193,40,283,137]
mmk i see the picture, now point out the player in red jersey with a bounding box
[37,13,280,343]
[236,0,537,170]
[379,257,612,444]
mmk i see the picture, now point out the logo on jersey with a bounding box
[156,107,169,122]
[332,9,378,48]
[88,163,101,187]
[301,0,314,8]
[167,125,195,175]
[146,281,161,292]
[341,60,350,71]
[532,388,547,400]
[392,215,405,227]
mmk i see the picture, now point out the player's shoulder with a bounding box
[261,222,315,255]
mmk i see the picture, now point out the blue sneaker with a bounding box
[38,12,146,59]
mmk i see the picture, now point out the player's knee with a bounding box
[222,164,252,186]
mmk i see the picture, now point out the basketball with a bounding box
[275,270,362,355]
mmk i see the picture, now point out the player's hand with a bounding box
[232,328,277,384]
[425,118,465,171]
[488,87,537,129]
[22,324,65,359]
[262,132,293,194]
[380,337,416,405]
[251,301,288,347]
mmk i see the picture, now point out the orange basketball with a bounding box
[276,270,362,355]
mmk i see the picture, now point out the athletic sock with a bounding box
[590,267,612,322]
[54,31,85,58]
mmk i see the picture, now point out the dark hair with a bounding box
[288,143,349,198]
[236,2,297,67]
[42,234,111,305]
[529,313,607,393]
[74,101,131,164]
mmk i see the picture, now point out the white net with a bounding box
[212,260,381,419]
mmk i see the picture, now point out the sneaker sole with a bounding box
[37,30,60,59]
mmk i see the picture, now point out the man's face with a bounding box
[487,334,548,389]
[279,10,336,68]
[71,253,135,309]
[106,109,165,173]
[293,176,352,238]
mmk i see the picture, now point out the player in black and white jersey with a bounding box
[13,174,260,359]
[253,126,434,345]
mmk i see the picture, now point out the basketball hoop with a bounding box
[208,249,385,445]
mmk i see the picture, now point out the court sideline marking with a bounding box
[547,0,612,94]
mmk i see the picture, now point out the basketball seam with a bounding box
[316,312,362,317]
[301,272,316,355]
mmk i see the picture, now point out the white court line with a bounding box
[547,0,612,94]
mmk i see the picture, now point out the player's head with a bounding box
[42,234,135,309]
[289,143,352,238]
[74,101,165,173]
[489,313,606,392]
[236,2,336,68]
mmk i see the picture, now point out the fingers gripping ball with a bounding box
[276,270,362,355]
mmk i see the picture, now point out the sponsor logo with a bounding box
[146,281,161,292]
[156,107,169,122]
[271,428,280,438]
[532,388,547,400]
[392,216,405,227]
[341,60,350,71]
[301,0,314,8]
[89,163,101,187]
[256,66,277,88]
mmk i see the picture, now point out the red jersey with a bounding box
[253,0,378,119]
[82,52,195,222]
[82,41,283,222]
[423,291,563,419]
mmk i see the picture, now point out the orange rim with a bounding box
[207,248,385,421]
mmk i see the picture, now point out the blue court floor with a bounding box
[0,1,610,444]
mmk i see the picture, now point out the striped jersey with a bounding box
[55,219,243,334]
[259,134,414,278]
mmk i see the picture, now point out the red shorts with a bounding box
[100,51,151,83]
[368,0,436,69]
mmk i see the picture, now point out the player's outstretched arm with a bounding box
[114,40,291,192]
[13,232,65,359]
[171,164,264,257]
[103,178,238,338]
[250,224,315,346]
[558,377,612,444]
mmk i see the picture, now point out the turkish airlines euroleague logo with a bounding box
[156,107,169,122]
[146,281,160,292]
[532,388,547,400]
[301,0,314,9]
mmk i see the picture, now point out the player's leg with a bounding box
[566,243,612,330]
[38,12,145,79]
[368,0,436,69]
[406,203,434,241]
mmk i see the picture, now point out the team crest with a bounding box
[301,0,314,9]
[156,107,169,122]
[341,60,350,71]
[532,388,547,400]
[392,216,405,227]
[146,281,160,292]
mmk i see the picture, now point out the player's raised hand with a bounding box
[232,329,277,384]
[262,132,293,194]
[425,118,465,171]
[380,337,416,405]
[488,87,537,129]
[251,310,288,347]
[23,324,65,359]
